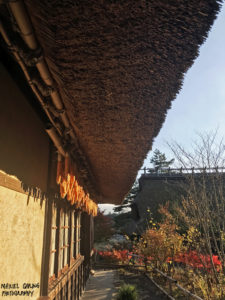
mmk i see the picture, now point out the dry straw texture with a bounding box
[24,0,221,204]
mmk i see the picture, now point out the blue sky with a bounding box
[100,4,225,213]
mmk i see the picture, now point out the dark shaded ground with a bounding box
[114,269,168,300]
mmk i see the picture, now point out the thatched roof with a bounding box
[2,1,222,204]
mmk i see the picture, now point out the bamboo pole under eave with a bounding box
[7,0,72,132]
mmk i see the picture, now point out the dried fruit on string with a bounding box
[60,182,67,199]
[56,154,98,215]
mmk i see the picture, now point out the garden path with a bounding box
[116,270,168,300]
[82,269,116,300]
[82,269,167,300]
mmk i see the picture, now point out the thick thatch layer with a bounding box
[20,1,221,204]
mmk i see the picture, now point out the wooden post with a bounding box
[81,213,91,275]
[40,198,53,296]
[39,142,54,297]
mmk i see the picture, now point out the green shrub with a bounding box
[116,284,138,300]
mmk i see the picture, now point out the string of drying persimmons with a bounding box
[56,153,98,216]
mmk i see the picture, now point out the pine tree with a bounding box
[113,181,139,213]
[150,149,174,172]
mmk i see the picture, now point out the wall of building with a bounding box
[81,213,91,266]
[0,63,50,192]
[0,182,45,299]
[0,60,51,298]
[130,175,185,234]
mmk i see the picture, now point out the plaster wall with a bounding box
[0,185,45,299]
[0,63,49,192]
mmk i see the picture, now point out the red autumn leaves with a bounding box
[173,251,222,271]
[98,249,222,272]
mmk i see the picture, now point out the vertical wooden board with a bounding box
[78,266,81,297]
[66,280,70,300]
[59,210,64,271]
[75,212,78,258]
[82,264,84,292]
[63,283,66,299]
[55,207,61,277]
[40,198,53,296]
[55,291,60,300]
[81,213,91,271]
[49,252,55,279]
[49,205,57,278]
[78,213,81,255]
[90,215,94,250]
[69,211,74,265]
[73,272,76,300]
[65,212,69,267]
[76,269,79,300]
[80,266,83,296]
[68,275,71,300]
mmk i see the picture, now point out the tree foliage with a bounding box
[136,205,184,268]
[94,209,114,243]
[168,130,225,290]
[114,181,139,213]
[150,149,174,171]
[113,211,133,233]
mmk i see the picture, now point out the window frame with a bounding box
[49,205,82,282]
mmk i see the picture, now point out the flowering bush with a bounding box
[174,251,222,271]
[133,204,225,298]
[98,201,225,299]
[98,249,131,264]
[135,205,184,269]
[98,248,222,271]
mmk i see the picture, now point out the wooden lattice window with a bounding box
[49,206,82,281]
[59,210,70,271]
